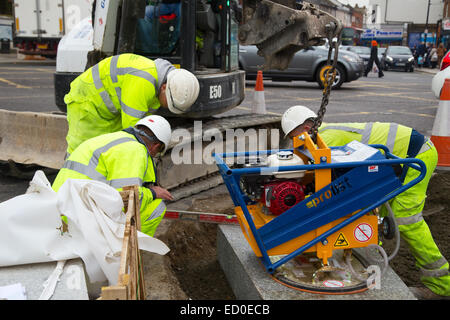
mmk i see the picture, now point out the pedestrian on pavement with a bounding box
[364,40,384,78]
[417,41,427,67]
[429,44,438,69]
[417,42,426,58]
[53,115,174,237]
[280,105,450,298]
[424,43,432,68]
[418,55,424,68]
[412,45,418,66]
[437,43,446,67]
[64,53,200,156]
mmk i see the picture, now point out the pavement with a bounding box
[414,67,439,75]
[0,50,56,65]
[0,258,90,300]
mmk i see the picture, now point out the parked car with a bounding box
[378,47,386,61]
[341,45,386,71]
[381,46,414,72]
[239,45,364,89]
[431,49,450,98]
[341,45,370,66]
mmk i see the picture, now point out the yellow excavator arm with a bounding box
[238,0,342,70]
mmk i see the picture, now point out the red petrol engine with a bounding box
[261,180,305,215]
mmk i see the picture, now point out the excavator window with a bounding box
[134,0,239,72]
[135,0,182,56]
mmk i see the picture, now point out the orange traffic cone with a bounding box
[252,70,266,114]
[430,78,450,170]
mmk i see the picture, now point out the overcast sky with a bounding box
[338,0,369,7]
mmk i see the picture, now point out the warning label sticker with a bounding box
[354,223,374,242]
[334,233,349,247]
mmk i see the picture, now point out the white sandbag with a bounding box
[57,178,170,285]
[0,171,76,267]
[0,171,170,286]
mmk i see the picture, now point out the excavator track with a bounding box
[157,114,283,190]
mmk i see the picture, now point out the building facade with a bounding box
[440,0,450,49]
[307,0,367,45]
[364,0,445,48]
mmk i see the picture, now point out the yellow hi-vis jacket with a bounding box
[318,122,450,297]
[318,122,412,158]
[52,129,166,237]
[64,53,175,154]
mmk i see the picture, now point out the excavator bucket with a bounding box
[0,109,67,170]
[238,0,342,70]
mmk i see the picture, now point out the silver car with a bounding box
[341,45,371,66]
[239,45,365,89]
[341,45,386,69]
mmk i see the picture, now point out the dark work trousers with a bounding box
[364,56,384,77]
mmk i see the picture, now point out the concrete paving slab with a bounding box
[0,258,89,300]
[218,224,417,300]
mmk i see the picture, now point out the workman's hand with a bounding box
[150,186,174,201]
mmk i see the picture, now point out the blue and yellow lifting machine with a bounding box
[214,132,426,293]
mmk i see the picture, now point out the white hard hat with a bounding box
[281,105,317,138]
[165,69,200,114]
[136,115,172,154]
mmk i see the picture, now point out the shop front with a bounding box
[361,28,403,47]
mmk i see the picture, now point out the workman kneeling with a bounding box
[281,105,450,298]
[52,115,173,237]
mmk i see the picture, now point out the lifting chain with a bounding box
[310,27,342,143]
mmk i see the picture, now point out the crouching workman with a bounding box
[64,53,200,156]
[281,105,450,298]
[53,115,173,237]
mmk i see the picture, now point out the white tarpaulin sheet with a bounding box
[0,171,169,285]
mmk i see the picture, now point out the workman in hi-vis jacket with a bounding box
[281,105,450,297]
[52,115,173,237]
[64,53,200,155]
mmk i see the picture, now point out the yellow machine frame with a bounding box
[234,133,378,265]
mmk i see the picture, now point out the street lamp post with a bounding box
[424,0,431,44]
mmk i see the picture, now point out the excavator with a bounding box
[0,0,343,199]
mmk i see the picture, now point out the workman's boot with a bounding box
[409,286,450,300]
[421,274,450,297]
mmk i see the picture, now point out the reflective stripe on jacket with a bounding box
[52,131,162,226]
[64,54,175,128]
[318,122,412,158]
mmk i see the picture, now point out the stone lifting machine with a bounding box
[214,132,427,294]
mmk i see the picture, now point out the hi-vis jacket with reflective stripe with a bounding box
[64,54,175,128]
[319,122,412,158]
[52,130,157,220]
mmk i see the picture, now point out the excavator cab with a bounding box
[54,0,244,118]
